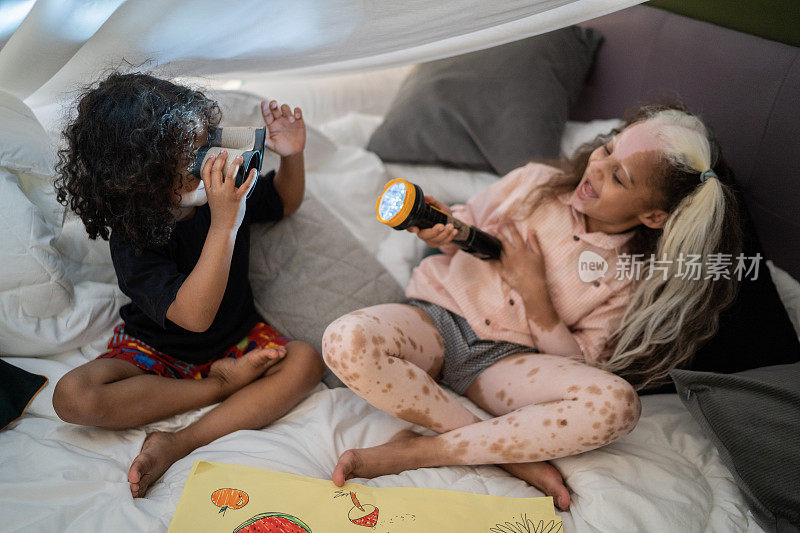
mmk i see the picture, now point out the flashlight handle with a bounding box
[457,226,503,260]
[421,206,502,260]
[423,205,451,226]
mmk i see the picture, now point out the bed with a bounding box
[2,6,799,532]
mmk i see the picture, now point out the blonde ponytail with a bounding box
[514,103,742,390]
[601,108,742,390]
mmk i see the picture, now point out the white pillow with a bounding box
[0,90,54,175]
[178,65,413,126]
[318,112,384,149]
[0,168,71,318]
[560,119,623,158]
[0,89,63,229]
[0,91,71,322]
[0,91,123,356]
[205,89,337,171]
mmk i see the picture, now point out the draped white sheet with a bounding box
[0,0,641,110]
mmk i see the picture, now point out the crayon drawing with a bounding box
[489,513,563,533]
[233,512,312,533]
[334,490,380,527]
[168,462,561,533]
[211,488,249,516]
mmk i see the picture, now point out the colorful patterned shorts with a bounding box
[96,322,293,379]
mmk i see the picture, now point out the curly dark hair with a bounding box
[55,71,222,253]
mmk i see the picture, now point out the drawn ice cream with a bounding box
[334,490,380,527]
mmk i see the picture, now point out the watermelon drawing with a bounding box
[233,512,312,533]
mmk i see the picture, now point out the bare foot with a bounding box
[332,434,439,487]
[353,430,571,511]
[501,462,571,511]
[128,431,189,498]
[208,347,282,396]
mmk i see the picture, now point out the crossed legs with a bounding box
[54,341,323,497]
[322,304,641,510]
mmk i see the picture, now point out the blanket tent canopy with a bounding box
[0,0,642,109]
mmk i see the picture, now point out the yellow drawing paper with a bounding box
[168,461,562,533]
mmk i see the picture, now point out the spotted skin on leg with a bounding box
[322,304,479,432]
[453,353,641,463]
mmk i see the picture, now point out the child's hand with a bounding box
[496,224,547,296]
[260,100,306,157]
[202,150,256,232]
[407,196,458,247]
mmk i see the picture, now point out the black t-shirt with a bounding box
[110,170,284,364]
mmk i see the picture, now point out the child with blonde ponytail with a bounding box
[602,107,741,389]
[322,103,742,510]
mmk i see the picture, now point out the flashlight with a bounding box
[376,178,502,260]
[191,127,267,197]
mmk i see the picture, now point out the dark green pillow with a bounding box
[671,364,800,533]
[367,26,603,176]
[0,359,47,430]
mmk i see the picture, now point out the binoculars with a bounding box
[190,127,267,197]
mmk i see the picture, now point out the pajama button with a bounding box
[573,235,580,241]
[485,318,491,325]
[593,281,600,287]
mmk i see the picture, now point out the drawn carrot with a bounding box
[350,491,364,511]
[211,488,249,516]
[346,492,379,527]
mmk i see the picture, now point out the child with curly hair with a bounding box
[323,104,742,510]
[52,72,323,497]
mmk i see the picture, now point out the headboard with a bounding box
[573,5,800,281]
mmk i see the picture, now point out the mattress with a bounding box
[0,93,766,533]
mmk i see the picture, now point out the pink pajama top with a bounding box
[405,163,636,364]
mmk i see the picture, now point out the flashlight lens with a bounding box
[378,182,407,221]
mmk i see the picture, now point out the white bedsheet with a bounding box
[1,352,762,532]
[0,113,764,532]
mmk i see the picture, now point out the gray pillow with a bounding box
[671,365,800,533]
[249,193,406,387]
[367,26,603,176]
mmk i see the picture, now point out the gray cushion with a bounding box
[671,365,800,533]
[249,193,406,387]
[367,26,603,176]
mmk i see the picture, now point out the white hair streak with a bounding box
[601,108,739,390]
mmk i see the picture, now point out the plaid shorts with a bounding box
[406,298,538,394]
[96,322,293,379]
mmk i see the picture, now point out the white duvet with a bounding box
[0,72,771,532]
[1,352,762,532]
